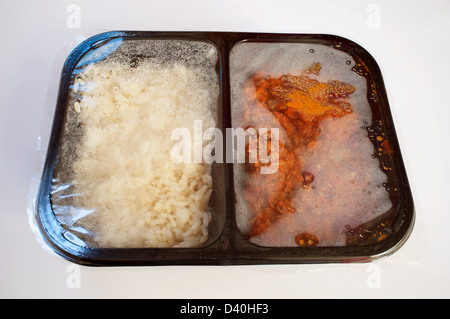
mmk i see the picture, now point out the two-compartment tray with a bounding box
[36,31,414,266]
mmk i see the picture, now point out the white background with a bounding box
[1,0,449,298]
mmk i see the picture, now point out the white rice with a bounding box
[70,54,218,248]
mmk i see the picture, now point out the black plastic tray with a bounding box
[36,31,414,266]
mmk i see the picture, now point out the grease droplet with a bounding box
[295,233,318,247]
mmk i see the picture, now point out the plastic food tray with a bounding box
[36,31,414,266]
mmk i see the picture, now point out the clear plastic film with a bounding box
[27,35,91,257]
[34,32,414,266]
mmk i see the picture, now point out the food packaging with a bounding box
[35,31,414,265]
